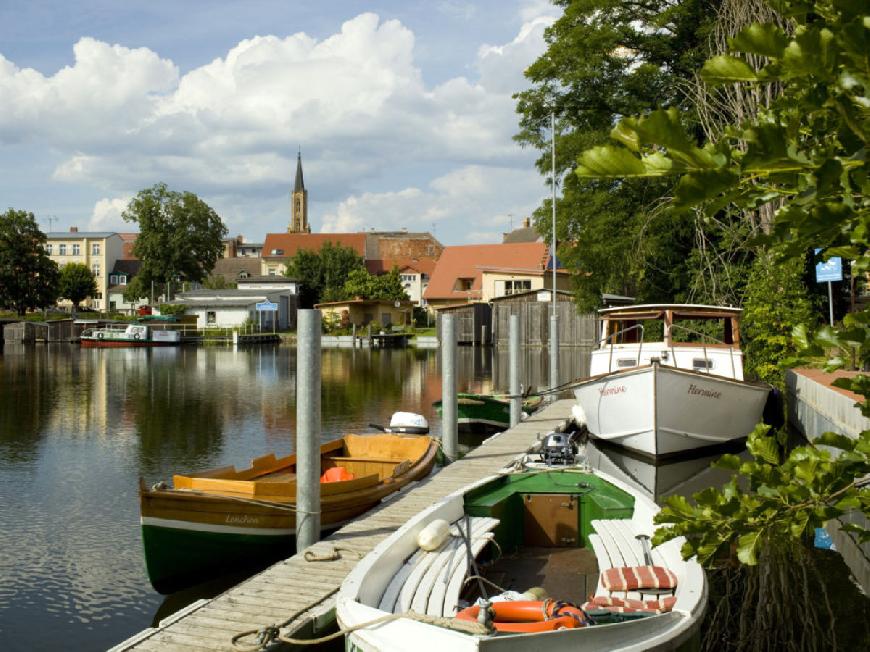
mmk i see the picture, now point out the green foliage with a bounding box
[201,275,236,290]
[0,208,59,316]
[58,263,97,310]
[284,242,365,307]
[123,183,228,299]
[742,251,817,388]
[515,0,721,309]
[343,267,408,302]
[157,303,186,317]
[654,424,870,566]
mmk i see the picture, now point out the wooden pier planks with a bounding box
[112,399,576,652]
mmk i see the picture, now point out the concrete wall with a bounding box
[786,369,870,592]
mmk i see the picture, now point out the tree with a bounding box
[572,1,870,647]
[342,267,409,302]
[123,183,228,300]
[515,0,725,308]
[58,263,97,312]
[0,209,59,316]
[284,242,364,307]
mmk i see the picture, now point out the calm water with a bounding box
[0,342,589,651]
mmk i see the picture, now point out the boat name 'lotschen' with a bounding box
[226,514,260,525]
[687,383,722,399]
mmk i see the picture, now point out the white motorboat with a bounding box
[337,468,707,651]
[573,304,769,458]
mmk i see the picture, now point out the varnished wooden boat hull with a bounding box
[140,434,438,593]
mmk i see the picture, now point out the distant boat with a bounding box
[573,304,770,458]
[80,323,181,348]
[139,433,438,594]
[337,467,706,651]
[433,393,543,434]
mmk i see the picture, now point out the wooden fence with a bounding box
[492,301,597,349]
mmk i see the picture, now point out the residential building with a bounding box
[211,258,262,285]
[237,276,299,293]
[107,260,147,314]
[502,217,542,244]
[260,233,367,276]
[422,242,571,311]
[46,228,123,310]
[222,235,263,258]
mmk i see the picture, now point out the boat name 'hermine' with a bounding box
[225,514,260,525]
[599,386,627,396]
[687,383,722,399]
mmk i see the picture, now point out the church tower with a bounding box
[289,150,310,233]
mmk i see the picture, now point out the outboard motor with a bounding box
[387,412,429,435]
[539,431,576,466]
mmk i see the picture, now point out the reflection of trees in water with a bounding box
[320,349,412,421]
[0,345,60,462]
[128,348,226,475]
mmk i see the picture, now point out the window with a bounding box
[617,358,637,368]
[110,275,118,285]
[72,244,80,256]
[94,292,102,300]
[692,358,714,371]
[268,267,277,276]
[58,244,67,255]
[456,278,474,291]
[400,274,415,282]
[207,311,217,325]
[270,249,284,256]
[505,280,532,295]
[119,275,127,285]
[92,243,100,255]
[92,263,100,277]
[45,244,53,255]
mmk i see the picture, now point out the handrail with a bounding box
[668,323,737,379]
[598,324,645,373]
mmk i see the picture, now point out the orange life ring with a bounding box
[455,600,586,633]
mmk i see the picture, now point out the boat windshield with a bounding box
[601,309,738,348]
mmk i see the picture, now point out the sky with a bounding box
[0,0,560,246]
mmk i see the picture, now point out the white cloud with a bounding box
[88,196,133,232]
[0,6,557,243]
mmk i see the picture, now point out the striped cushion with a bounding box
[600,565,677,591]
[583,595,677,614]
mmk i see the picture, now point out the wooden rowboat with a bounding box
[140,433,438,593]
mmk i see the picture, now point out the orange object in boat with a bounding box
[455,600,586,633]
[320,466,355,483]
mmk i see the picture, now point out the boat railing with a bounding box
[668,323,737,379]
[598,324,644,373]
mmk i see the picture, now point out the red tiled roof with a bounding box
[261,233,367,259]
[365,257,437,276]
[118,232,138,260]
[423,242,550,301]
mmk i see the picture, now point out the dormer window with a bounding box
[456,278,474,291]
[270,249,284,256]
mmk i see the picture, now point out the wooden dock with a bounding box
[111,399,576,652]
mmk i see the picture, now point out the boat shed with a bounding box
[434,302,492,345]
[491,289,596,348]
[173,289,297,330]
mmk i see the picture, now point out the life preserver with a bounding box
[96,332,104,339]
[133,333,141,340]
[455,600,586,633]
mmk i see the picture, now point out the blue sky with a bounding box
[0,1,558,244]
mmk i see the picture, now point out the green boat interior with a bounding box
[461,471,635,608]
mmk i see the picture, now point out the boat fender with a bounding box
[523,586,548,601]
[571,403,587,427]
[133,333,141,340]
[417,519,450,551]
[97,332,104,339]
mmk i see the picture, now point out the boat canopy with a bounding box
[598,304,741,347]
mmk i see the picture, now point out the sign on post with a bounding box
[255,301,278,311]
[815,249,842,326]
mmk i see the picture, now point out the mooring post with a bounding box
[549,312,559,402]
[509,313,521,427]
[296,309,321,552]
[441,313,458,462]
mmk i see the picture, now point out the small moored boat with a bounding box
[140,433,438,593]
[80,323,181,348]
[337,468,706,651]
[573,304,770,458]
[433,393,543,434]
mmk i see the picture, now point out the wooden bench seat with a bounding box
[590,518,671,601]
[378,516,500,617]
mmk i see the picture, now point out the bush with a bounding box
[157,303,187,317]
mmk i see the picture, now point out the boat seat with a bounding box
[327,456,406,464]
[378,516,500,618]
[590,519,672,602]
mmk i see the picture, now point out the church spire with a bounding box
[294,147,305,192]
[289,148,310,233]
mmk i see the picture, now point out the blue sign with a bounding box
[814,250,843,283]
[255,300,278,312]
